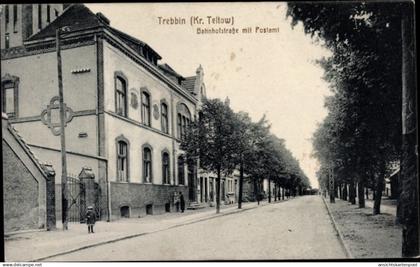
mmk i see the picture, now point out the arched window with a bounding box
[177,114,182,139]
[177,103,191,139]
[141,91,151,126]
[178,155,185,185]
[143,146,152,183]
[162,152,170,184]
[1,74,19,118]
[161,102,169,134]
[117,140,128,182]
[115,76,127,117]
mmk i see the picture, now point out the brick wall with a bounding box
[2,141,40,232]
[110,182,189,220]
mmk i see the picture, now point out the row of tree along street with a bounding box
[180,98,310,213]
[286,2,418,257]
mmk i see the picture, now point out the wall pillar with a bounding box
[42,163,56,231]
[79,167,96,222]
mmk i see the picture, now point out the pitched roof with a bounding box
[159,64,182,78]
[181,76,197,93]
[26,4,161,59]
[27,4,103,41]
[2,113,48,177]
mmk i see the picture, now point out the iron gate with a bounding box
[67,176,101,223]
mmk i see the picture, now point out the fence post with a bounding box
[42,163,56,231]
[79,167,96,222]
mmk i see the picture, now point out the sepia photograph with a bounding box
[0,1,418,262]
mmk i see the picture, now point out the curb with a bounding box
[33,201,275,261]
[321,196,353,259]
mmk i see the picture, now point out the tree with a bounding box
[232,111,253,209]
[181,98,239,213]
[288,1,402,212]
[287,1,417,256]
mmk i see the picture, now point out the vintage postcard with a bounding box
[1,1,418,262]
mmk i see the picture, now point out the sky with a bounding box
[86,3,331,188]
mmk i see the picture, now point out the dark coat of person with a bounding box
[86,209,96,225]
[180,194,185,211]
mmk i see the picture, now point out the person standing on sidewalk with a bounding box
[180,192,185,213]
[174,191,180,212]
[86,206,96,234]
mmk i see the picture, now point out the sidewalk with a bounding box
[5,201,273,262]
[365,198,397,216]
[323,198,402,258]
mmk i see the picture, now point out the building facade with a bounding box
[1,4,216,221]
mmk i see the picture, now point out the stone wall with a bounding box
[2,141,40,232]
[110,182,189,220]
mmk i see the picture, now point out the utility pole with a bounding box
[56,28,68,230]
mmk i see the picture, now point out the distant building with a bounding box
[1,4,68,49]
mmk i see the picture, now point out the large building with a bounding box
[1,4,69,49]
[1,4,239,222]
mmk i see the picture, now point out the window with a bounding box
[46,5,50,23]
[117,140,128,182]
[5,5,9,28]
[177,103,191,139]
[115,76,127,117]
[162,152,170,184]
[178,155,185,185]
[177,114,182,139]
[5,33,10,49]
[38,4,42,29]
[161,102,169,134]
[54,9,59,17]
[143,147,152,183]
[1,75,19,118]
[141,91,151,126]
[13,5,17,32]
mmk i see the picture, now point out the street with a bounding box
[48,196,347,260]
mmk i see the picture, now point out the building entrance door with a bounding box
[205,178,208,202]
[188,164,195,202]
[200,177,203,202]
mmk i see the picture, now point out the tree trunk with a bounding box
[373,168,385,215]
[254,178,259,205]
[358,179,365,208]
[349,181,356,205]
[365,187,369,200]
[268,177,272,203]
[400,12,419,257]
[282,187,285,200]
[342,183,348,201]
[216,167,221,214]
[274,183,277,201]
[329,185,335,203]
[237,157,244,209]
[337,184,341,199]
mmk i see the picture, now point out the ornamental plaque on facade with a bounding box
[41,96,74,136]
[153,104,159,120]
[130,91,139,109]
